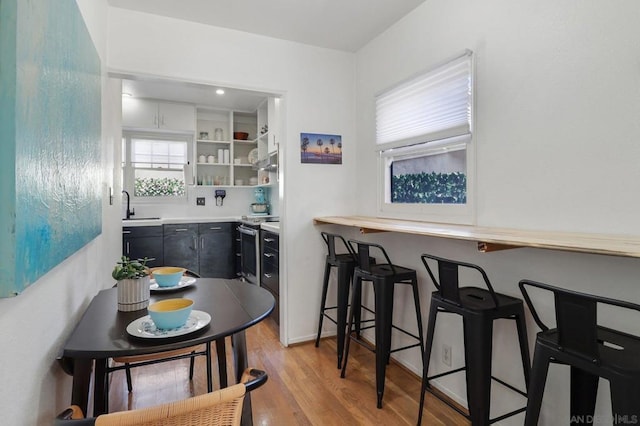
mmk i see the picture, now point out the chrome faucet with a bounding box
[122,190,135,219]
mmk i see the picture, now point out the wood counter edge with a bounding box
[313,216,640,259]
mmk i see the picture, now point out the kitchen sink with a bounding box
[123,217,161,221]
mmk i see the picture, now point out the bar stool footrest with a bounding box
[425,369,527,424]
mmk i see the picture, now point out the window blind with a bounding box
[132,139,186,169]
[375,50,473,149]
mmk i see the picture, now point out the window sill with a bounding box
[313,215,640,259]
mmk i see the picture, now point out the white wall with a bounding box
[107,8,356,344]
[355,1,640,424]
[0,1,122,425]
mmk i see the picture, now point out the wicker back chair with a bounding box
[55,368,267,426]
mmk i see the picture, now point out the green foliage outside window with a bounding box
[392,172,466,204]
[135,177,185,197]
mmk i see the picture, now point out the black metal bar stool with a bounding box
[419,254,531,426]
[341,240,424,409]
[315,232,358,368]
[519,279,640,426]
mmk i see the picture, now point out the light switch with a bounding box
[196,197,205,206]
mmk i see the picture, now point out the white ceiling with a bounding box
[107,0,426,52]
[111,0,426,111]
[119,77,274,112]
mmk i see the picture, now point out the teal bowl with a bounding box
[153,267,186,287]
[148,298,193,329]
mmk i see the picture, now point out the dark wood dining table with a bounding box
[59,278,274,425]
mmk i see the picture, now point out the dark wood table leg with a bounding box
[93,358,108,416]
[216,338,228,388]
[206,342,213,392]
[70,358,92,416]
[232,331,252,426]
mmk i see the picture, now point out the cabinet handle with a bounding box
[154,114,157,126]
[126,242,130,254]
[264,253,274,258]
[193,236,198,248]
[161,114,165,126]
[264,238,275,243]
[122,230,131,234]
[264,273,272,278]
[236,253,241,257]
[201,236,205,249]
[174,228,189,232]
[209,226,222,230]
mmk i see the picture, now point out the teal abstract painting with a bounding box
[0,0,102,296]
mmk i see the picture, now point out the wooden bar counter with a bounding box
[313,216,640,259]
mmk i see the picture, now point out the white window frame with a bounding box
[122,131,193,204]
[376,51,475,225]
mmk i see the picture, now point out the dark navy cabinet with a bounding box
[260,229,279,324]
[124,222,237,278]
[122,226,163,267]
[163,224,199,273]
[198,222,235,279]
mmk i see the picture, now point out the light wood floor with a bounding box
[108,318,469,425]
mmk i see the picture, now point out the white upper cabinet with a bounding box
[256,96,280,160]
[122,98,195,132]
[267,97,280,154]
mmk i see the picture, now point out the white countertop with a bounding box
[260,222,280,233]
[122,216,240,227]
[122,216,282,230]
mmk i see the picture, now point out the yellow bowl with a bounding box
[153,267,186,287]
[148,298,193,329]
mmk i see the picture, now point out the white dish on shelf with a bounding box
[248,148,259,165]
[126,310,211,339]
[150,276,196,292]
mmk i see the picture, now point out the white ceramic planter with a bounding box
[117,276,150,311]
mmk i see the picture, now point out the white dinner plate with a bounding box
[150,276,196,292]
[248,148,259,165]
[126,310,211,339]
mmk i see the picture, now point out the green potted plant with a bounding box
[113,256,152,312]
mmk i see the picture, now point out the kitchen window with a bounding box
[377,50,475,224]
[122,132,192,200]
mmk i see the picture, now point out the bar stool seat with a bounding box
[341,240,424,409]
[419,254,531,426]
[519,279,640,425]
[315,232,358,369]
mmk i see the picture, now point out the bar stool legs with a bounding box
[522,344,550,426]
[373,277,395,407]
[316,232,357,369]
[462,316,493,425]
[314,261,332,347]
[315,259,355,368]
[341,270,424,409]
[570,368,599,425]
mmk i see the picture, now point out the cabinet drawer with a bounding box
[261,256,279,295]
[198,222,233,234]
[262,247,279,269]
[263,285,279,325]
[262,271,279,295]
[164,223,199,234]
[123,225,163,238]
[261,231,279,252]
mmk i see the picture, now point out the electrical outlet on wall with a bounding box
[196,197,205,206]
[443,344,452,367]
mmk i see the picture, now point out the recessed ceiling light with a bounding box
[216,89,225,95]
